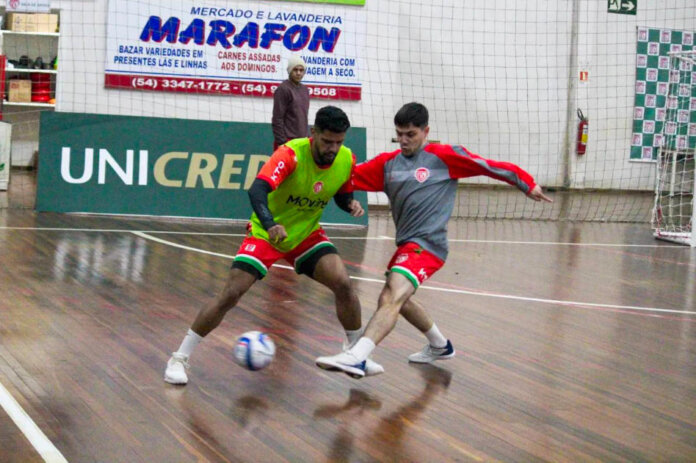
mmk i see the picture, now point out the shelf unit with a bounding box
[4,68,56,74]
[1,30,59,37]
[0,8,59,167]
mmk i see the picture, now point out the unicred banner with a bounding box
[37,111,368,224]
[104,0,364,100]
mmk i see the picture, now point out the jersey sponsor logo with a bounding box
[286,194,329,210]
[270,161,286,183]
[415,167,430,183]
[313,181,324,193]
[395,254,409,264]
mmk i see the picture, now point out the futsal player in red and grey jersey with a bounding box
[317,102,552,378]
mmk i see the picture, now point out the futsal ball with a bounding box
[233,331,276,371]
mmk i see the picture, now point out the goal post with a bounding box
[652,148,695,245]
[651,51,696,246]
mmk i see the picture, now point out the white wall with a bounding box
[574,0,696,191]
[48,0,696,193]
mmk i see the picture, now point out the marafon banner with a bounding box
[104,0,365,100]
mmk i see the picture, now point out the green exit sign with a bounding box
[608,0,637,15]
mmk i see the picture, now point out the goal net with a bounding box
[1,1,695,226]
[651,51,696,246]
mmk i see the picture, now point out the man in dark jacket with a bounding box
[272,55,310,151]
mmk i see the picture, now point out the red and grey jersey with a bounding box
[354,143,537,260]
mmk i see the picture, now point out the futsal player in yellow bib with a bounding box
[165,106,383,384]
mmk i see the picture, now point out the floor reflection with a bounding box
[314,388,383,463]
[314,388,382,419]
[372,364,453,460]
[313,364,453,463]
[52,233,147,283]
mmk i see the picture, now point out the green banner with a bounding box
[631,27,695,161]
[269,0,364,5]
[37,112,367,226]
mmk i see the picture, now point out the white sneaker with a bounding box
[164,352,189,385]
[364,358,384,376]
[408,340,455,363]
[343,340,384,377]
[316,351,366,379]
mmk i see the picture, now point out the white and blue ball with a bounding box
[233,331,275,371]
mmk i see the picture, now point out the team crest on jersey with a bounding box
[414,167,430,183]
[313,181,324,193]
[395,254,409,264]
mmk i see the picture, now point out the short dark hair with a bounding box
[314,106,350,133]
[394,102,429,129]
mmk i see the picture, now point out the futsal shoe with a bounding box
[164,352,190,385]
[407,340,455,363]
[364,358,385,376]
[316,351,366,379]
[343,341,384,376]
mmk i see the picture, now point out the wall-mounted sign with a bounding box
[5,0,51,13]
[37,112,368,225]
[269,0,365,5]
[608,0,636,15]
[630,27,695,161]
[104,0,365,100]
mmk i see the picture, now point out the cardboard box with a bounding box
[6,13,58,33]
[8,79,31,102]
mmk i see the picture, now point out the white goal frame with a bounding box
[651,51,696,246]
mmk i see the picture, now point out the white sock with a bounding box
[424,324,447,348]
[345,328,364,348]
[176,329,203,357]
[349,337,375,362]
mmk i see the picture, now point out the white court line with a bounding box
[0,226,688,247]
[133,231,695,316]
[446,239,688,248]
[0,380,68,463]
[132,231,243,260]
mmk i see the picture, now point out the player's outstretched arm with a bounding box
[527,185,553,202]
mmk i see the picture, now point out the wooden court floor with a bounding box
[1,209,695,462]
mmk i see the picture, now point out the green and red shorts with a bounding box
[232,228,337,279]
[387,242,444,289]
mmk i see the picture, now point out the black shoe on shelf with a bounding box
[17,55,31,69]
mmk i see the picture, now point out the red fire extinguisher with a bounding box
[576,109,588,155]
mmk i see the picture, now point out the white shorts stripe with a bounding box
[294,240,334,263]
